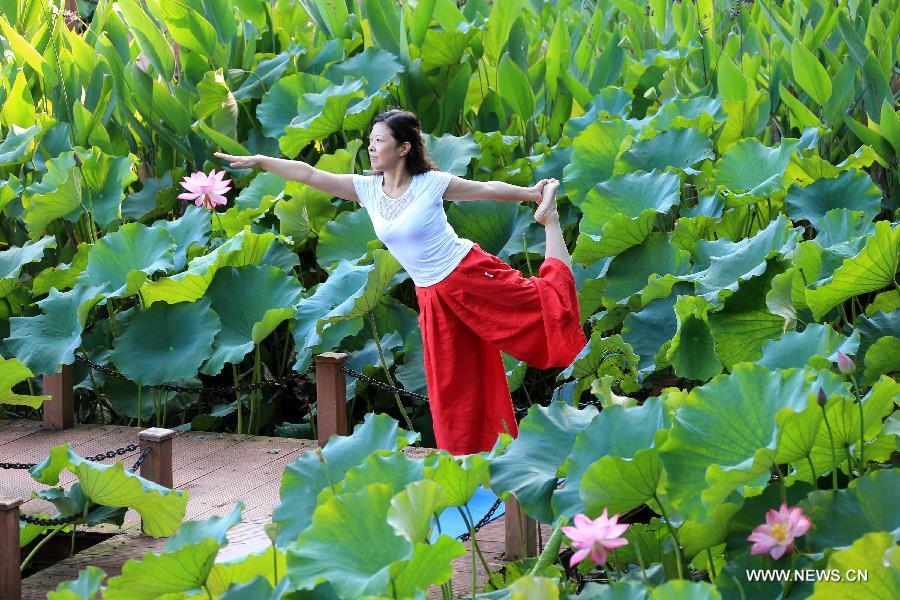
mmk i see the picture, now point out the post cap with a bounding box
[315,352,349,364]
[0,498,24,510]
[138,427,177,442]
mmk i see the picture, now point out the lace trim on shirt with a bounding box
[376,176,416,221]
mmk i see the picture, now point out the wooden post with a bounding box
[0,498,23,600]
[42,365,74,431]
[138,428,176,488]
[504,497,537,560]
[315,352,349,447]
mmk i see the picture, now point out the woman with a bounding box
[215,108,587,455]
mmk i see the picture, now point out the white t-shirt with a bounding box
[352,170,474,287]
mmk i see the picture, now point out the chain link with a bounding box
[1,461,38,470]
[458,498,504,542]
[129,448,151,473]
[19,513,82,526]
[344,368,429,402]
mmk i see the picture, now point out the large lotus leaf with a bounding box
[111,298,220,385]
[600,233,692,305]
[233,43,305,101]
[103,504,241,599]
[422,132,480,175]
[279,79,365,157]
[564,89,633,138]
[32,242,90,296]
[424,452,490,508]
[855,310,900,365]
[802,469,900,552]
[47,565,106,600]
[388,536,467,597]
[5,284,104,375]
[659,364,822,522]
[652,581,720,600]
[77,147,138,227]
[0,124,40,166]
[805,221,900,320]
[713,138,801,202]
[863,336,900,382]
[387,479,447,544]
[559,332,640,385]
[553,398,669,518]
[421,25,477,71]
[813,208,876,248]
[319,250,401,337]
[574,170,681,262]
[616,127,714,175]
[810,531,899,599]
[343,330,403,399]
[233,171,287,210]
[0,236,56,291]
[706,267,785,368]
[647,96,725,132]
[340,451,424,497]
[0,357,50,408]
[785,169,883,227]
[326,47,404,96]
[755,323,859,370]
[793,375,898,482]
[257,72,332,138]
[621,292,680,376]
[140,229,276,305]
[21,152,81,238]
[148,205,212,271]
[273,413,418,546]
[316,208,377,269]
[665,295,723,381]
[447,201,537,262]
[206,546,287,597]
[121,172,174,221]
[286,484,413,597]
[77,223,176,297]
[580,447,663,517]
[0,174,22,214]
[562,119,635,207]
[489,402,599,523]
[200,265,300,375]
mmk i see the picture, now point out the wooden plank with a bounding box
[0,421,42,447]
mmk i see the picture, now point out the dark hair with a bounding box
[369,108,440,176]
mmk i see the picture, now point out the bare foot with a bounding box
[534,178,560,225]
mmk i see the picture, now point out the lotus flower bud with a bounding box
[836,351,856,376]
[817,387,827,407]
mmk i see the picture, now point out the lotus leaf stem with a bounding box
[652,493,684,579]
[368,314,416,435]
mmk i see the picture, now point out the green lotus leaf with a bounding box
[865,291,900,317]
[279,79,366,158]
[256,72,332,138]
[805,221,900,320]
[490,402,598,523]
[149,205,212,271]
[319,250,401,339]
[422,132,481,175]
[683,214,797,305]
[206,546,287,597]
[564,89,633,138]
[233,45,305,102]
[73,458,189,538]
[343,330,403,398]
[793,375,898,482]
[659,364,820,522]
[713,138,801,202]
[562,119,635,207]
[574,170,681,262]
[447,201,538,262]
[326,47,404,96]
[616,127,714,175]
[0,357,50,408]
[647,96,725,132]
[559,332,640,386]
[200,265,300,376]
[651,581,721,600]
[29,443,73,485]
[423,453,489,508]
[32,242,90,296]
[77,147,138,227]
[114,0,175,79]
[103,504,241,599]
[855,310,900,365]
[387,479,447,544]
[812,208,876,248]
[421,26,475,71]
[21,152,81,239]
[810,531,899,599]
[0,124,40,166]
[863,336,900,382]
[553,398,669,518]
[802,469,900,552]
[600,233,691,305]
[47,566,106,600]
[286,483,412,597]
[140,228,276,306]
[0,235,56,296]
[5,284,104,376]
[273,413,418,545]
[316,208,377,269]
[785,169,883,227]
[77,222,176,297]
[388,534,466,597]
[506,576,561,599]
[755,323,859,370]
[580,448,662,516]
[0,174,22,214]
[341,451,424,497]
[121,172,174,221]
[679,502,741,562]
[110,298,220,385]
[665,295,723,381]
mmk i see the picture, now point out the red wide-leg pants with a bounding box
[414,243,588,455]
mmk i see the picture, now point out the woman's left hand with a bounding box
[529,179,551,203]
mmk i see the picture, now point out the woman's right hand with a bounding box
[214,151,266,169]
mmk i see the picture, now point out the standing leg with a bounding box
[535,179,572,272]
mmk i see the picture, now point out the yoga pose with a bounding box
[215,108,587,455]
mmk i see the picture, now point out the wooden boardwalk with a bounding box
[2,420,531,597]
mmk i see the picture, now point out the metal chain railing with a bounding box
[344,368,429,402]
[457,497,504,542]
[2,442,143,471]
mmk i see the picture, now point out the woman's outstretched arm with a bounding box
[214,152,359,202]
[444,174,549,203]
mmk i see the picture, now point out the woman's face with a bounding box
[367,122,409,172]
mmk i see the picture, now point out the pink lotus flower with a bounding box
[561,509,630,568]
[836,351,856,375]
[178,169,232,210]
[747,503,811,559]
